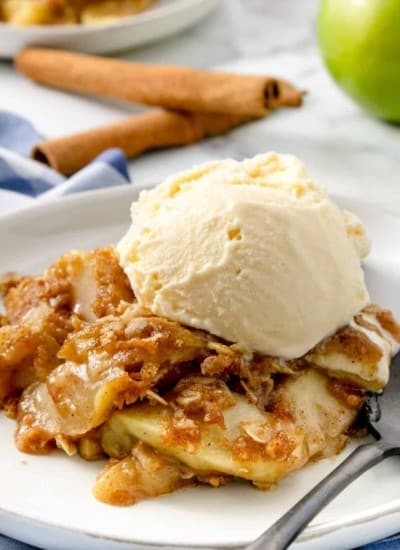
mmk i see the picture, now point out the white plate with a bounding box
[0,189,34,216]
[0,185,400,550]
[0,0,219,58]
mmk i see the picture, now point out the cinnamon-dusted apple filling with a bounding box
[0,0,153,25]
[1,247,399,505]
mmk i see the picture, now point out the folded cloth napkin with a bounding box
[0,111,131,216]
[361,536,400,550]
[0,112,398,550]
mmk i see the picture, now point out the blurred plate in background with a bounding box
[0,0,219,59]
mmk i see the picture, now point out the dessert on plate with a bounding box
[0,0,153,25]
[0,152,399,506]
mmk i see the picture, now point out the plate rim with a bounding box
[1,185,400,548]
[1,489,400,548]
[0,0,219,35]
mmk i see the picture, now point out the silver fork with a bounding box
[245,355,400,550]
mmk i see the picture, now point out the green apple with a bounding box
[318,0,400,122]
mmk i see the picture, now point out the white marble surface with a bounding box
[0,0,399,215]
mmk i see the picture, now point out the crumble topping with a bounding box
[0,246,399,505]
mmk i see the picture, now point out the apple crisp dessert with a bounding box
[0,0,153,25]
[1,247,399,506]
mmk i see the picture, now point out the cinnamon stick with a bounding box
[32,110,251,175]
[16,48,303,118]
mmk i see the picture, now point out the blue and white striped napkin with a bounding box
[0,112,398,550]
[0,111,131,216]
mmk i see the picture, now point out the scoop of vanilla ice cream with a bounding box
[343,210,371,259]
[118,152,370,359]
